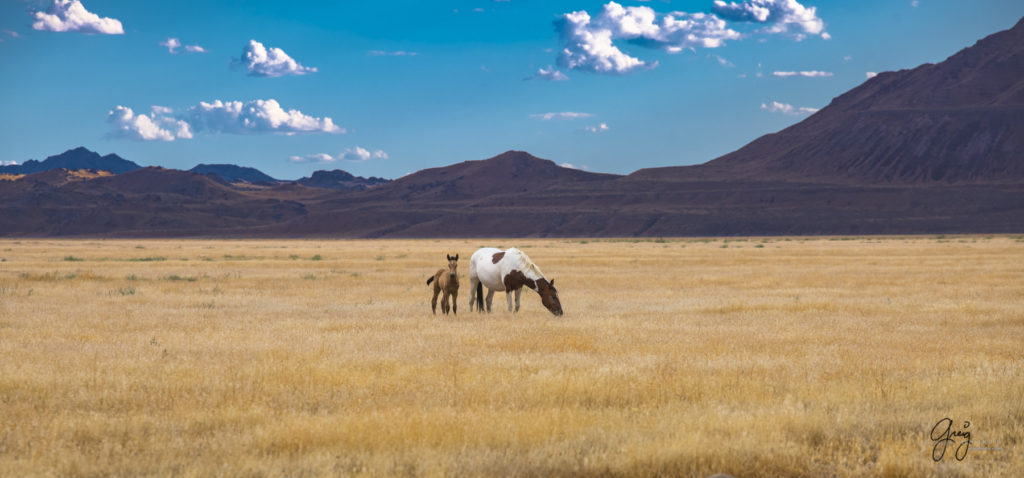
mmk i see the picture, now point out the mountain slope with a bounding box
[189,164,278,184]
[0,147,141,175]
[365,150,619,201]
[296,169,390,190]
[631,17,1024,184]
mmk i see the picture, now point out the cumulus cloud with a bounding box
[760,101,818,115]
[32,0,123,35]
[556,2,742,74]
[772,70,833,77]
[866,71,878,79]
[186,99,342,134]
[554,1,830,75]
[530,112,593,120]
[711,0,828,39]
[108,99,343,141]
[239,40,317,77]
[289,148,388,163]
[585,123,610,132]
[1,160,20,166]
[107,106,193,142]
[162,39,205,54]
[527,66,570,81]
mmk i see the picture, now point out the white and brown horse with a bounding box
[468,247,562,316]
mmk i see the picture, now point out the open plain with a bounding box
[0,237,1021,477]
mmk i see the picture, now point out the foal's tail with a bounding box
[426,276,434,286]
[475,281,483,311]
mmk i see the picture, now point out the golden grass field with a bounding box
[0,236,1021,477]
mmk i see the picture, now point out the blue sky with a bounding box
[1,0,1021,179]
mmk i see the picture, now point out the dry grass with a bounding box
[0,236,1021,477]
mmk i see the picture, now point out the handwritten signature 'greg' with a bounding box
[931,417,971,461]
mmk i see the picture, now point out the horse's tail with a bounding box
[475,281,483,311]
[426,276,434,286]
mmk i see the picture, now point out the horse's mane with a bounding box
[508,248,544,278]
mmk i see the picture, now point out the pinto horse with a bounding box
[468,247,562,316]
[426,254,459,315]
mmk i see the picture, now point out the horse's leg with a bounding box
[441,292,449,315]
[431,284,440,314]
[451,289,458,315]
[468,278,477,312]
[485,289,495,313]
[515,288,522,313]
[506,290,514,312]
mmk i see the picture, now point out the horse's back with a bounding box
[470,247,506,290]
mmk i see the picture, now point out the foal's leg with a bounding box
[485,289,495,313]
[431,284,440,314]
[451,289,458,315]
[514,288,522,313]
[441,292,450,314]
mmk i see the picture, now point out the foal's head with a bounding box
[445,253,459,281]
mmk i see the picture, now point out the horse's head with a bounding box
[446,253,459,280]
[537,278,562,316]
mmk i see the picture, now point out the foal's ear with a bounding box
[549,278,555,288]
[454,253,459,260]
[447,254,453,261]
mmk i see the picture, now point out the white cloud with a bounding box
[4,30,20,38]
[289,153,335,163]
[911,1,920,7]
[556,3,744,74]
[554,0,830,75]
[709,54,734,67]
[239,39,317,77]
[1,160,20,166]
[866,71,877,79]
[339,147,388,162]
[760,101,818,115]
[32,0,123,35]
[186,99,342,135]
[528,66,570,81]
[160,38,181,53]
[843,55,852,62]
[107,106,193,142]
[530,112,593,120]
[161,38,205,54]
[556,9,650,74]
[368,50,418,56]
[772,70,833,77]
[560,162,590,170]
[711,0,827,39]
[585,123,610,132]
[108,99,343,141]
[289,148,388,163]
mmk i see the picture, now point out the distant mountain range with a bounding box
[1,17,1022,237]
[1,148,389,191]
[0,146,141,175]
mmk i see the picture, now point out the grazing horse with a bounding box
[468,247,562,316]
[426,253,459,315]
